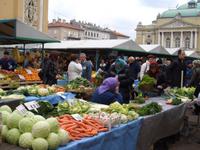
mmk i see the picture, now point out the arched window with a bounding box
[185,37,190,49]
[166,37,171,48]
[175,37,180,48]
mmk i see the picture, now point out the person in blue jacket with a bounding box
[91,77,123,105]
[0,51,17,71]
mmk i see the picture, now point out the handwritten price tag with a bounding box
[18,75,25,80]
[71,114,83,121]
[25,69,32,74]
[24,101,40,112]
[16,104,28,116]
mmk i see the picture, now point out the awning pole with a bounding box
[95,50,99,71]
[23,44,26,55]
[42,43,44,61]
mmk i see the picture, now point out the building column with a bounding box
[195,30,198,49]
[142,33,145,44]
[180,31,183,47]
[190,31,193,49]
[161,32,164,46]
[158,31,160,45]
[170,31,173,48]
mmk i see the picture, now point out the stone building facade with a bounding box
[135,0,200,51]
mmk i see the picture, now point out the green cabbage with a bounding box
[1,125,8,141]
[0,105,12,113]
[58,129,70,145]
[1,111,10,125]
[7,112,23,129]
[46,118,59,133]
[32,121,50,138]
[47,133,61,150]
[32,138,48,150]
[33,115,46,123]
[19,132,34,148]
[6,128,21,145]
[19,117,35,133]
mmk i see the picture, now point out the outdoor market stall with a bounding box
[137,97,187,150]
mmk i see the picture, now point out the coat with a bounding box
[91,89,123,105]
[167,59,187,88]
[108,65,134,103]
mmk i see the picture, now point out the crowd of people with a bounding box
[0,49,199,105]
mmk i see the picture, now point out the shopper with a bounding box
[188,60,200,97]
[91,77,123,105]
[167,49,187,88]
[128,56,140,80]
[68,54,82,81]
[139,55,156,80]
[99,59,106,71]
[0,50,17,71]
[80,53,92,81]
[108,58,134,103]
[185,60,193,86]
[41,53,58,85]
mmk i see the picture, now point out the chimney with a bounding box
[53,19,56,23]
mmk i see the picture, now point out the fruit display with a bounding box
[16,84,65,97]
[0,70,20,84]
[15,68,41,81]
[0,105,70,150]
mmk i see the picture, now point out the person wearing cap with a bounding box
[108,58,133,103]
[79,53,93,81]
[139,55,156,80]
[91,77,123,105]
[167,49,186,88]
[0,51,17,71]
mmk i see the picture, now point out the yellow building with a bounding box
[0,0,48,32]
[135,0,200,51]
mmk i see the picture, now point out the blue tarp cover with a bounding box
[24,92,75,105]
[58,118,142,150]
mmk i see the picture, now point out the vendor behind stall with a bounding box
[91,77,123,105]
[0,50,17,71]
[146,62,167,96]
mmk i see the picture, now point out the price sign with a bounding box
[25,69,32,74]
[71,114,83,121]
[16,104,28,116]
[18,75,25,80]
[24,101,40,112]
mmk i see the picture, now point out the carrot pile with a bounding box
[57,114,108,140]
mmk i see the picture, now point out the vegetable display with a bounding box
[0,105,70,150]
[138,75,156,91]
[137,102,162,116]
[65,77,93,93]
[17,84,65,97]
[166,87,195,100]
[57,114,108,140]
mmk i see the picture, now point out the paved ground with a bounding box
[169,108,200,150]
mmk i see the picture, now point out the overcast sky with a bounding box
[48,0,189,39]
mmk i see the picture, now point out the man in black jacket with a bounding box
[167,49,186,88]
